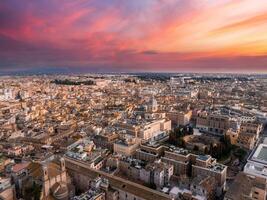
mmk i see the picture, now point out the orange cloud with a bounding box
[209,12,267,36]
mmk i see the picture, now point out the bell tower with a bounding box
[60,157,66,171]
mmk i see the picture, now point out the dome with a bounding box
[51,182,68,200]
[149,96,157,106]
[148,96,158,112]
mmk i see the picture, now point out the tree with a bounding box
[193,145,199,151]
[24,182,41,200]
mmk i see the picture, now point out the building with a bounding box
[140,160,173,189]
[66,139,107,170]
[196,112,231,135]
[0,88,15,101]
[192,155,226,196]
[198,90,212,99]
[190,175,217,200]
[113,137,140,156]
[169,175,217,200]
[162,146,227,196]
[118,157,144,180]
[224,172,267,200]
[237,132,256,150]
[138,119,171,141]
[135,142,167,162]
[25,158,69,200]
[65,156,172,200]
[117,118,171,141]
[0,177,15,200]
[236,120,263,150]
[71,177,111,200]
[240,120,262,138]
[167,111,192,127]
[244,143,267,179]
[93,133,119,151]
[226,129,239,145]
[161,148,190,176]
[147,96,158,113]
[10,162,30,198]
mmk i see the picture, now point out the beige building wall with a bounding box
[0,186,15,200]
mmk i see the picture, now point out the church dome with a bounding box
[51,182,68,200]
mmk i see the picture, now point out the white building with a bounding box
[0,88,15,101]
[244,143,267,179]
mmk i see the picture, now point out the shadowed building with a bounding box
[24,158,70,200]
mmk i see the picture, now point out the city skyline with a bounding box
[1,0,267,73]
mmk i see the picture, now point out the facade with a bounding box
[236,120,262,150]
[93,133,119,151]
[140,161,173,188]
[135,142,166,162]
[0,178,15,200]
[196,112,230,135]
[117,119,171,141]
[113,137,140,156]
[240,120,262,138]
[138,119,171,141]
[225,129,239,145]
[25,158,69,200]
[161,149,190,176]
[237,133,256,150]
[167,111,192,127]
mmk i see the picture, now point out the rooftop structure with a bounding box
[244,143,267,179]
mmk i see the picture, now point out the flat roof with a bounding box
[257,146,267,161]
[197,155,210,161]
[252,144,267,165]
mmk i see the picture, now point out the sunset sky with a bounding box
[0,0,267,73]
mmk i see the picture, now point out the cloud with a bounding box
[209,12,267,36]
[141,50,159,55]
[0,0,267,73]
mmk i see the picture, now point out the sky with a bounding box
[0,0,267,73]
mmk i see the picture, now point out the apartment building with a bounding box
[196,112,230,135]
[167,110,192,127]
[162,146,227,196]
[118,119,171,141]
[113,137,140,156]
[140,161,173,189]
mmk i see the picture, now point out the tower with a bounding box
[59,158,67,183]
[42,165,49,197]
[148,96,158,112]
[42,165,48,181]
[60,157,66,171]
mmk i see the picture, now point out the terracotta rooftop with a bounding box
[12,162,30,173]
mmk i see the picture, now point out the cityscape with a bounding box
[0,1,267,200]
[0,73,266,200]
